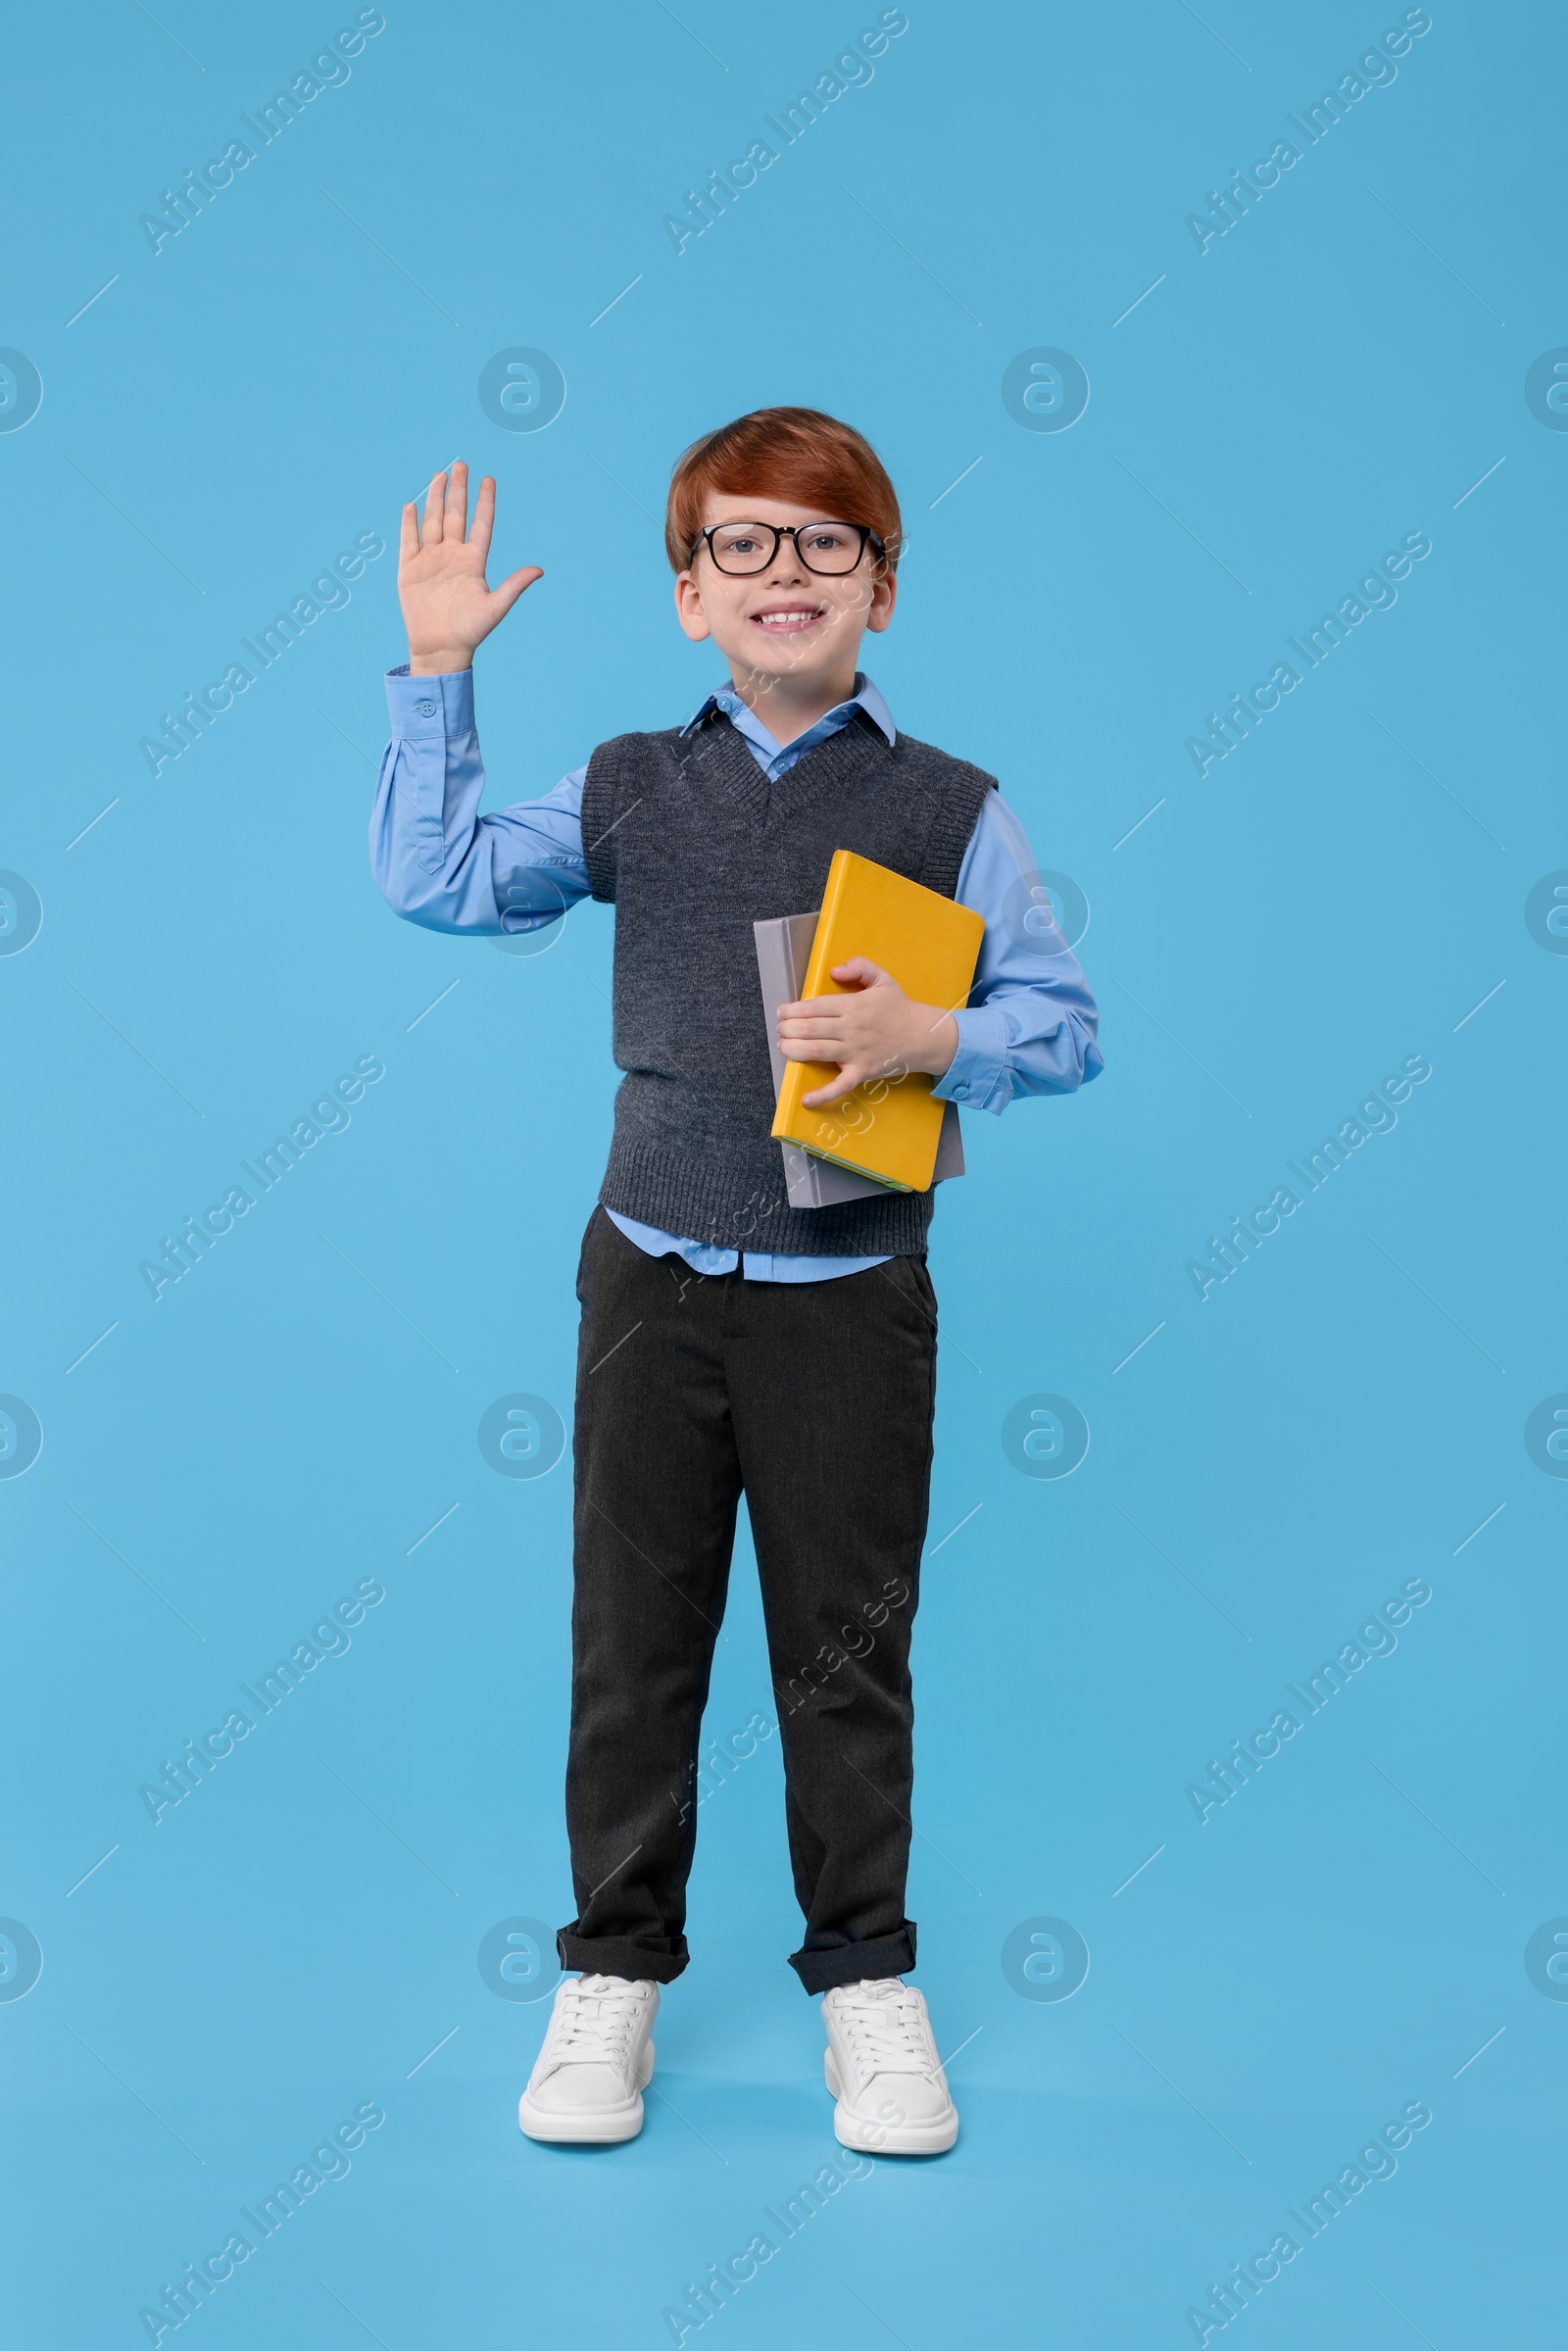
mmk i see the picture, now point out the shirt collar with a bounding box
[680,672,896,753]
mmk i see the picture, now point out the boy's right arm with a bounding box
[369,464,589,935]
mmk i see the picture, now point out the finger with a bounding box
[777,1017,847,1045]
[830,956,889,987]
[778,1036,851,1062]
[802,1069,864,1106]
[469,473,497,564]
[488,565,545,621]
[399,501,419,564]
[778,995,848,1020]
[421,470,447,546]
[446,459,468,539]
[778,1022,846,1048]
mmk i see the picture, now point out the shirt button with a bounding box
[953,1082,968,1099]
[416,699,437,717]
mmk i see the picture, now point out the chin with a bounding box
[732,635,830,678]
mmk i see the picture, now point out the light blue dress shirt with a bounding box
[370,666,1102,1280]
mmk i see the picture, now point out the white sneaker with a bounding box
[821,1977,958,2155]
[517,1973,659,2143]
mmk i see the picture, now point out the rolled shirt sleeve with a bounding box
[368,665,591,934]
[930,791,1104,1114]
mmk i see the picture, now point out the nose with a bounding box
[762,530,808,582]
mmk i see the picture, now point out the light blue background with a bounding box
[2,3,1562,2344]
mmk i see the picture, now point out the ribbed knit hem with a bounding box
[600,1133,937,1260]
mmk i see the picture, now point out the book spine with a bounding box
[800,850,851,1000]
[777,861,850,1138]
[781,920,806,1001]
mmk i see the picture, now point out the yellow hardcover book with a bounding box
[770,850,985,1193]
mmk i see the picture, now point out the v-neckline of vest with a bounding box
[686,706,887,826]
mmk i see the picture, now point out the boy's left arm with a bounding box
[931,790,1103,1113]
[775,793,1103,1109]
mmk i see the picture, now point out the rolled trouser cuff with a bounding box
[555,1927,689,1985]
[789,1921,917,1994]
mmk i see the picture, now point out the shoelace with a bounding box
[833,1983,938,2082]
[544,1974,646,2070]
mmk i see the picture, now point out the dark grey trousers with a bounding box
[557,1206,938,1994]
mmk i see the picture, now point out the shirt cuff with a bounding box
[384,663,474,733]
[930,1005,1013,1114]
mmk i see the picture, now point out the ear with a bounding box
[673,569,711,643]
[863,568,898,635]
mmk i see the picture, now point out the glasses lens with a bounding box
[709,524,775,573]
[795,523,864,573]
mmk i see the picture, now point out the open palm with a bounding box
[398,462,542,673]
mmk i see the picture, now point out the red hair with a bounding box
[664,406,904,573]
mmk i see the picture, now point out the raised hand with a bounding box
[398,462,542,675]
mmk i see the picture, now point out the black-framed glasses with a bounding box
[692,519,885,576]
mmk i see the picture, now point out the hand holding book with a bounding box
[775,956,959,1107]
[766,852,985,1194]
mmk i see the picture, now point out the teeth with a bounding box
[756,611,819,625]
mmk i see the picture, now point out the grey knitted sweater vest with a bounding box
[579,706,996,1258]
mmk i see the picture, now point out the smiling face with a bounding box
[673,492,897,705]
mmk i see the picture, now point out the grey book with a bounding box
[753,911,965,1210]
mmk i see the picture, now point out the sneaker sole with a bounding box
[517,2040,655,2144]
[823,2049,959,2156]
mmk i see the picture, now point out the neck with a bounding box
[724,656,859,749]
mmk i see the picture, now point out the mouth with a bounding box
[748,604,827,634]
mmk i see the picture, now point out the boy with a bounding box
[371,408,1102,2154]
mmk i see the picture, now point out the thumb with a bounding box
[830,955,891,989]
[490,565,544,620]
